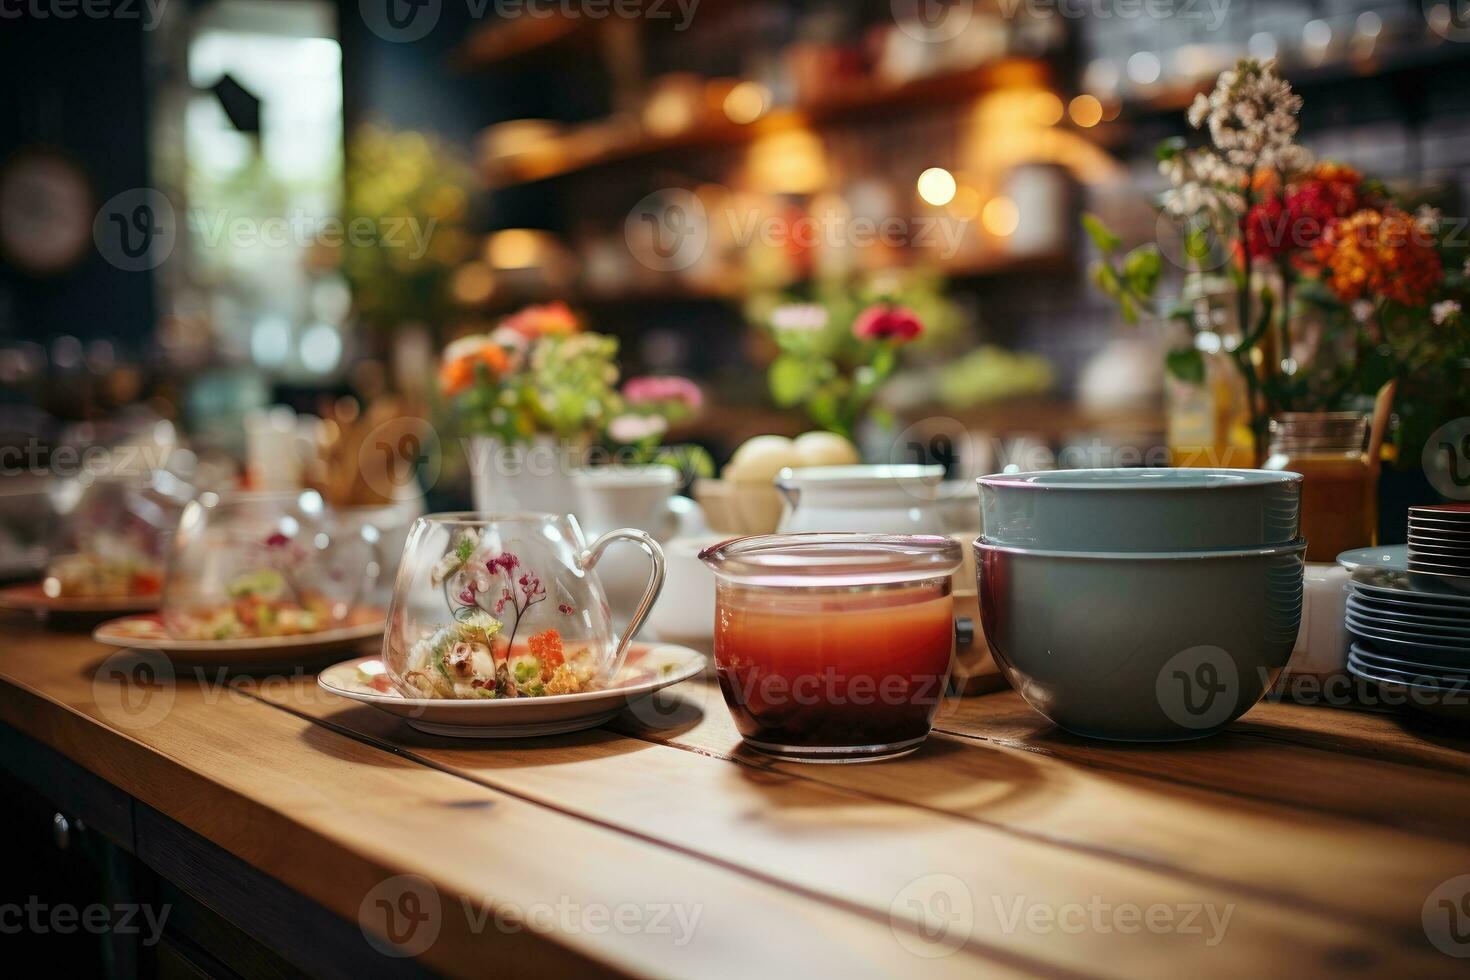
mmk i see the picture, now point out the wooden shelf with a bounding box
[451,14,589,71]
[480,57,1051,187]
[475,251,1069,315]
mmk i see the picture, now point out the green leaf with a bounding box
[768,355,815,406]
[1081,213,1122,255]
[1119,293,1138,324]
[1165,347,1206,384]
[1091,263,1121,297]
[1122,245,1162,298]
[1155,137,1187,162]
[1184,224,1212,266]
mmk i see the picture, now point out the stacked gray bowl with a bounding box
[975,469,1306,741]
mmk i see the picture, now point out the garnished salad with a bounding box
[173,568,331,640]
[393,529,593,699]
[44,552,164,599]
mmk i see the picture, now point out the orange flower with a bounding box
[502,301,579,339]
[1313,207,1441,307]
[528,628,565,679]
[438,340,510,397]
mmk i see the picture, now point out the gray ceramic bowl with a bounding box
[977,468,1301,552]
[976,537,1306,741]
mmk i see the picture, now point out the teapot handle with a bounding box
[580,528,666,673]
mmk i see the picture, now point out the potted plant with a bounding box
[439,302,621,515]
[1087,57,1468,503]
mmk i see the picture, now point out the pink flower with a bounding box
[852,305,923,342]
[622,375,703,411]
[487,553,519,575]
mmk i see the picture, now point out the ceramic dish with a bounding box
[1350,644,1470,679]
[1344,611,1470,644]
[1408,534,1470,550]
[94,608,385,665]
[1342,622,1470,662]
[775,465,946,535]
[976,537,1305,741]
[977,468,1301,552]
[1410,504,1470,523]
[1346,649,1470,721]
[0,581,160,616]
[318,642,706,737]
[1346,594,1470,629]
[1337,545,1412,571]
[1347,577,1470,609]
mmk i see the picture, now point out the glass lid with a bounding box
[699,533,961,587]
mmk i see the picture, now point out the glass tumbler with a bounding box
[700,533,962,762]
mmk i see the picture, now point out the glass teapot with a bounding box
[383,513,665,699]
[163,490,380,640]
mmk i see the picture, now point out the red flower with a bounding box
[1244,162,1363,259]
[264,532,290,548]
[852,305,923,342]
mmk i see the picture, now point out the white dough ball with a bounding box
[792,431,860,467]
[725,435,800,484]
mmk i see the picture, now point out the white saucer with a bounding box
[93,610,385,665]
[317,642,707,738]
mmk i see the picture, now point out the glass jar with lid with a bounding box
[1262,412,1375,563]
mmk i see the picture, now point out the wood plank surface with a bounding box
[0,626,1016,979]
[246,675,1464,977]
[2,617,1468,977]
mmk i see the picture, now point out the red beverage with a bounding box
[702,534,961,762]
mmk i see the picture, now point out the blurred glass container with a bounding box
[775,465,946,534]
[381,513,664,699]
[163,490,379,640]
[44,471,194,599]
[0,474,54,583]
[700,533,962,762]
[1263,412,1375,563]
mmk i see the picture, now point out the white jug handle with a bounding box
[580,528,666,674]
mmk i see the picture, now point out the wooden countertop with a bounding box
[2,620,1468,977]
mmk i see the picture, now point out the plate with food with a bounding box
[0,552,165,615]
[317,641,707,738]
[93,605,386,664]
